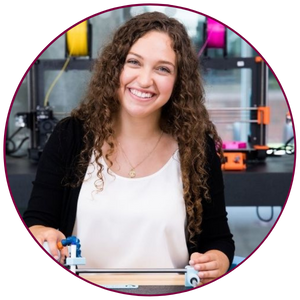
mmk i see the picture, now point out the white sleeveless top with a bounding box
[72,150,189,268]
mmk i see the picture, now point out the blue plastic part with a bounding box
[66,257,86,266]
[60,236,82,257]
[184,265,200,287]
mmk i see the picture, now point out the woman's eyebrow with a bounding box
[128,52,176,68]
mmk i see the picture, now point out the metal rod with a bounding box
[211,120,258,124]
[75,268,187,274]
[207,107,258,111]
[209,111,253,114]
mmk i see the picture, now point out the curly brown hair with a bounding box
[71,11,222,244]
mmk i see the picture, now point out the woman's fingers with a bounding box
[193,260,218,272]
[29,225,67,262]
[189,251,225,283]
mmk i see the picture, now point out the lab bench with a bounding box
[5,154,294,216]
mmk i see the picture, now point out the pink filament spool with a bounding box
[206,18,226,49]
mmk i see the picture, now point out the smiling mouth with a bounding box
[129,88,155,99]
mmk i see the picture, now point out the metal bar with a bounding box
[37,58,94,71]
[75,268,187,274]
[28,68,38,149]
[200,57,257,70]
[212,120,258,124]
[209,112,254,115]
[207,107,258,111]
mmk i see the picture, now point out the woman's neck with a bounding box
[114,113,162,142]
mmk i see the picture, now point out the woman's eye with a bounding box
[127,59,140,66]
[157,66,171,74]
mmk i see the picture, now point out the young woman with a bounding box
[23,11,234,284]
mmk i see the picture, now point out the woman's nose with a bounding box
[137,68,153,87]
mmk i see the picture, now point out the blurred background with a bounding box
[5,5,294,258]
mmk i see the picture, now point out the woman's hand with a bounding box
[29,225,68,264]
[189,250,230,284]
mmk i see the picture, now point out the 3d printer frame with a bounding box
[200,56,269,164]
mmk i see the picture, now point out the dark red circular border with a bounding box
[0,1,299,299]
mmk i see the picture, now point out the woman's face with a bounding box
[117,30,177,121]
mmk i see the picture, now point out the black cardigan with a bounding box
[23,117,235,264]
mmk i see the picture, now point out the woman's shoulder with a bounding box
[56,116,84,130]
[53,116,84,137]
[45,116,85,151]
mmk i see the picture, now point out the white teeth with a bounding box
[130,89,153,98]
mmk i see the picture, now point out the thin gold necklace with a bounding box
[118,131,164,178]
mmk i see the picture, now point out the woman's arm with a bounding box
[23,117,83,248]
[189,136,235,283]
[23,119,70,229]
[22,119,71,261]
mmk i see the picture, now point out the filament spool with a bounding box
[66,20,91,57]
[202,18,227,56]
[206,18,226,48]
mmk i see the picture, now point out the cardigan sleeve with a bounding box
[189,136,235,265]
[23,117,83,232]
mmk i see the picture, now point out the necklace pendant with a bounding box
[129,169,136,178]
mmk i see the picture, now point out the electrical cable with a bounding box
[6,127,24,154]
[6,127,29,157]
[6,139,16,153]
[6,137,29,157]
[256,206,274,223]
[8,127,23,140]
[267,136,294,156]
[10,136,29,153]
